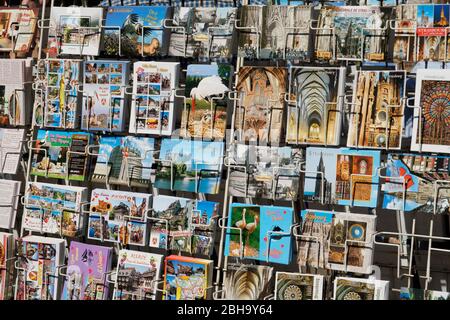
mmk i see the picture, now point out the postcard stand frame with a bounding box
[374,219,450,292]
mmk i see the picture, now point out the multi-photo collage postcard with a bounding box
[88,189,150,247]
[82,60,129,132]
[23,182,87,237]
[40,59,81,129]
[130,61,179,135]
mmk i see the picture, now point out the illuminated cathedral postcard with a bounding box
[286,66,345,146]
[92,136,155,188]
[303,147,380,208]
[235,66,287,144]
[411,69,450,153]
[347,70,406,149]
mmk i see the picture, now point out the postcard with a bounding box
[88,189,151,246]
[347,70,406,149]
[180,63,232,140]
[0,232,13,300]
[113,250,163,300]
[0,128,25,174]
[287,66,345,145]
[328,212,376,274]
[0,8,38,56]
[104,6,170,58]
[317,6,384,61]
[393,5,417,63]
[400,287,450,300]
[275,272,324,300]
[163,255,214,300]
[260,5,313,60]
[92,135,155,187]
[237,5,263,59]
[416,4,450,61]
[298,209,334,269]
[62,242,113,300]
[223,264,273,300]
[33,59,81,129]
[303,147,381,207]
[228,145,303,201]
[150,195,218,255]
[0,179,21,229]
[225,204,294,265]
[15,236,66,300]
[23,182,87,237]
[169,7,237,60]
[48,7,103,57]
[334,277,389,300]
[82,60,129,132]
[235,66,287,144]
[155,139,224,194]
[31,130,90,182]
[411,69,450,153]
[129,61,179,135]
[0,59,32,126]
[382,153,450,213]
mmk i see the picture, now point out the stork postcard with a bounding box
[286,66,345,146]
[168,7,237,60]
[303,147,381,207]
[47,7,103,57]
[224,203,294,265]
[103,6,170,58]
[92,135,155,188]
[180,63,232,140]
[411,69,450,153]
[82,60,130,132]
[382,153,450,213]
[347,70,406,149]
[228,144,303,201]
[155,139,224,194]
[88,189,150,246]
[31,130,91,182]
[129,61,179,135]
[235,66,287,144]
